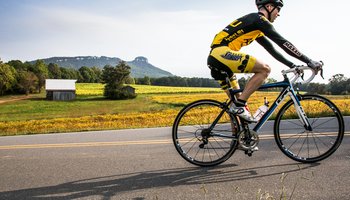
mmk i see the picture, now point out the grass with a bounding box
[1,83,350,136]
[0,84,220,122]
[0,95,169,122]
[76,83,222,95]
[0,84,222,135]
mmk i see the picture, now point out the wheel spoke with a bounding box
[209,139,222,158]
[172,100,239,166]
[180,137,198,149]
[312,117,337,129]
[275,95,344,163]
[286,132,303,149]
[297,133,307,157]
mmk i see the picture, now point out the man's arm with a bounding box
[256,36,295,68]
[257,16,311,64]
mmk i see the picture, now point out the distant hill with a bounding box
[32,56,174,78]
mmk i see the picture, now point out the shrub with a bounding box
[102,61,136,100]
[103,85,136,100]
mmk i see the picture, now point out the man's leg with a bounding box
[238,59,271,101]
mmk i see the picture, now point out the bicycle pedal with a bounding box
[244,146,259,157]
[251,146,259,151]
[244,150,253,156]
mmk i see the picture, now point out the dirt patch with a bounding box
[0,95,32,104]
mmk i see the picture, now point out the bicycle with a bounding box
[172,64,344,167]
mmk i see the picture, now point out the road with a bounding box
[0,119,350,200]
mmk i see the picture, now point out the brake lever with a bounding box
[320,68,324,79]
[319,61,324,79]
[295,67,304,80]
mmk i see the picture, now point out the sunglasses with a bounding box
[276,6,282,12]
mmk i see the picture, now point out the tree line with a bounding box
[134,76,219,88]
[0,58,349,96]
[0,59,104,95]
[238,74,350,95]
[0,59,219,96]
[299,73,350,95]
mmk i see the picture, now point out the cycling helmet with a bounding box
[256,0,283,21]
[256,0,284,8]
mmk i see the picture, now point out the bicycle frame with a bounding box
[210,75,312,139]
[206,65,324,141]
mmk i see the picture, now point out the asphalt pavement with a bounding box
[0,119,349,199]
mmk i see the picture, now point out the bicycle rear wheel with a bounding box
[274,95,344,163]
[172,99,239,167]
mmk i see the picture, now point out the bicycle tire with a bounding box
[274,94,344,163]
[172,99,240,167]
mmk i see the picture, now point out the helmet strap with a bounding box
[263,4,277,22]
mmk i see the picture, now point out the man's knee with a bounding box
[253,62,271,77]
[262,64,271,77]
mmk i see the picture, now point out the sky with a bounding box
[1,0,350,83]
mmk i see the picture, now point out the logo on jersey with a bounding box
[224,29,245,42]
[221,52,242,61]
[243,38,254,46]
[283,42,302,57]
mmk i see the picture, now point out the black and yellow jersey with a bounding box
[210,12,310,67]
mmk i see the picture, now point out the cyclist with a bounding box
[208,0,322,122]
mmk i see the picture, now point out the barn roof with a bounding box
[45,79,77,91]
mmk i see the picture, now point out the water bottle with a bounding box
[253,97,269,121]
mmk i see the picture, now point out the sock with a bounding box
[235,99,247,107]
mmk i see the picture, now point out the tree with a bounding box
[7,60,31,71]
[345,79,350,94]
[265,78,277,83]
[48,63,62,79]
[328,74,347,95]
[298,82,327,94]
[124,76,135,84]
[91,66,102,83]
[60,67,71,79]
[138,76,151,85]
[17,70,39,95]
[78,66,96,83]
[101,61,136,100]
[32,60,49,93]
[59,67,78,80]
[150,76,170,86]
[0,63,17,95]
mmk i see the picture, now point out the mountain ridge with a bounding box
[32,56,174,78]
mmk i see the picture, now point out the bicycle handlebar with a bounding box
[281,62,324,84]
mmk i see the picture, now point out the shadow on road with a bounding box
[0,162,319,199]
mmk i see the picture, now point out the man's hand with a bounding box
[307,60,323,71]
[308,60,324,78]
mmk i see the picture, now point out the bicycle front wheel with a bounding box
[274,95,344,163]
[172,99,240,167]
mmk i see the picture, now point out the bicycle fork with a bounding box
[289,92,313,131]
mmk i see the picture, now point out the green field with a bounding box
[0,84,221,122]
[76,83,222,95]
[0,84,223,135]
[0,83,349,136]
